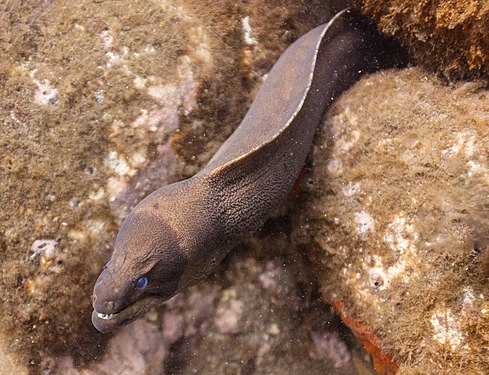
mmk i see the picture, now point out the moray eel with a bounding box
[92,9,404,332]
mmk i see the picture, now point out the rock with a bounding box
[0,0,363,373]
[293,67,489,374]
[8,1,485,373]
[360,0,489,79]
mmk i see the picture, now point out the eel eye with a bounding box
[135,276,148,291]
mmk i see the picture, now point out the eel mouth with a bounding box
[96,312,118,320]
[92,296,161,332]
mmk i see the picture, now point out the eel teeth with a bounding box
[97,312,118,320]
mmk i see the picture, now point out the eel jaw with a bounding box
[91,295,163,332]
[96,312,118,320]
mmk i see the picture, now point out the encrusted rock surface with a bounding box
[0,0,361,373]
[293,68,489,374]
[360,0,489,79]
[3,0,488,374]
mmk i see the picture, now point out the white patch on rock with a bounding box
[100,29,113,49]
[267,323,280,335]
[89,188,106,201]
[384,215,416,254]
[133,76,147,89]
[443,131,477,159]
[106,177,128,202]
[34,80,59,105]
[94,91,104,103]
[358,215,421,291]
[343,181,361,197]
[461,286,476,316]
[430,308,464,351]
[137,59,197,132]
[31,239,58,260]
[86,219,106,237]
[214,289,244,334]
[105,151,133,177]
[339,129,360,152]
[128,151,146,169]
[242,16,257,45]
[144,45,156,54]
[441,131,489,182]
[193,28,212,64]
[327,158,343,177]
[31,239,64,273]
[354,211,374,237]
[68,229,87,242]
[146,56,197,114]
[466,160,487,178]
[68,197,81,209]
[259,270,277,290]
[327,115,361,177]
[367,255,407,291]
[310,331,353,369]
[162,311,184,342]
[464,136,475,158]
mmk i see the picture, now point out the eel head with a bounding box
[91,211,187,332]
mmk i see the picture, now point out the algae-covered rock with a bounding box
[359,0,489,79]
[0,0,359,373]
[8,0,486,373]
[294,68,489,374]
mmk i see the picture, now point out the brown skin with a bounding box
[92,9,405,332]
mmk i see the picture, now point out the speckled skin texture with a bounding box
[92,10,401,332]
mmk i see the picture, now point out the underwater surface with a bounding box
[1,0,488,374]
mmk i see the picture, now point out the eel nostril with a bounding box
[106,301,115,310]
[91,294,96,303]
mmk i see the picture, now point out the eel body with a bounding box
[92,9,403,332]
